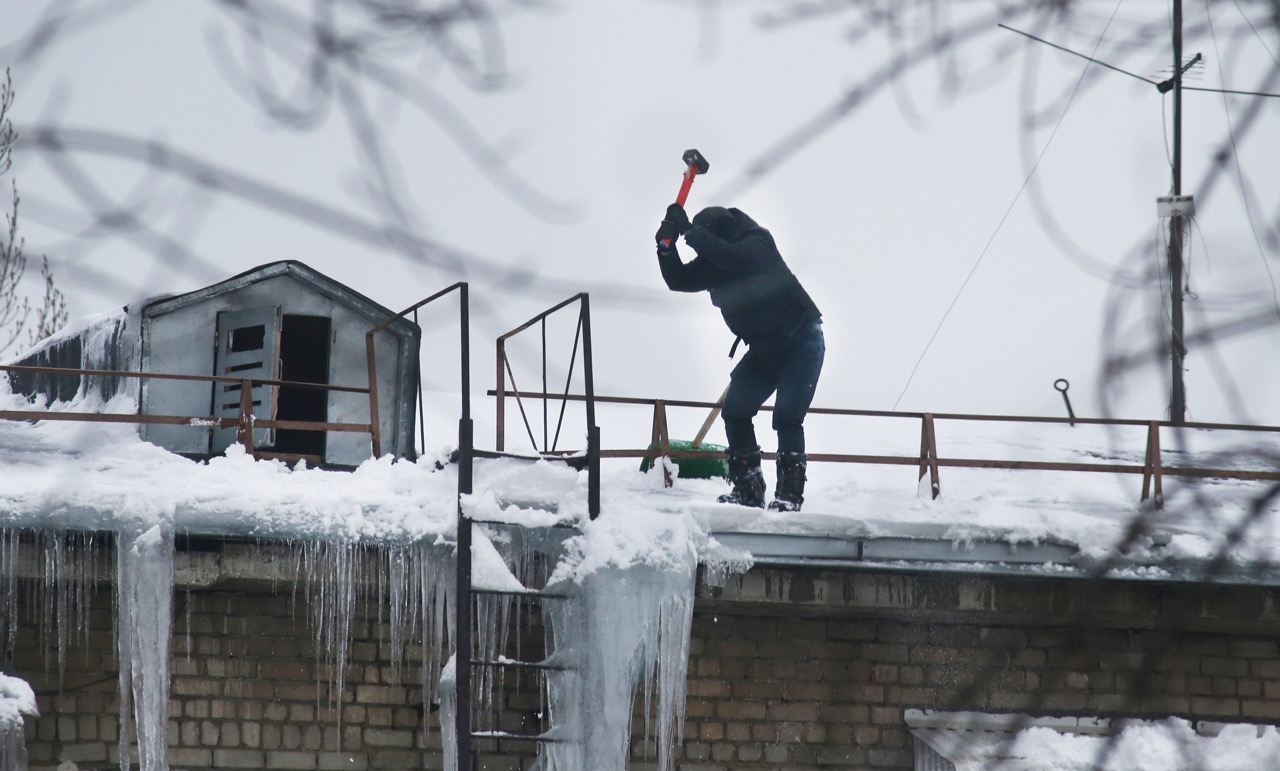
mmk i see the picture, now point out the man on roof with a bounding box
[655,203,825,511]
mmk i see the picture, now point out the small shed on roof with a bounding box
[9,260,420,466]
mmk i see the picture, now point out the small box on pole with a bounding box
[1157,195,1195,218]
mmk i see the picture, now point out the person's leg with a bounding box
[771,325,825,454]
[717,348,779,508]
[721,348,780,454]
[769,325,825,511]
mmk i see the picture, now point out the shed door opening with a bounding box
[273,314,331,458]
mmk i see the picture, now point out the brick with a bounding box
[355,685,406,706]
[266,750,320,769]
[362,728,414,748]
[716,701,766,721]
[212,748,266,768]
[57,743,108,762]
[767,701,819,723]
[259,659,312,681]
[318,751,370,770]
[169,748,213,766]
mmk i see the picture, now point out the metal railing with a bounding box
[487,391,1280,509]
[493,293,600,518]
[364,282,472,459]
[0,363,373,458]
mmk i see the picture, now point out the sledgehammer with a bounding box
[658,148,710,248]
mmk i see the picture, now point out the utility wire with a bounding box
[1204,0,1280,323]
[892,3,1126,410]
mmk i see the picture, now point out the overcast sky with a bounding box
[4,1,1279,443]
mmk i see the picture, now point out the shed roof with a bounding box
[141,260,419,337]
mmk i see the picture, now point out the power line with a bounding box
[1203,0,1280,325]
[892,2,1127,411]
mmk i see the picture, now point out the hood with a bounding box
[691,207,761,242]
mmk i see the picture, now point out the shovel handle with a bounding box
[692,385,730,448]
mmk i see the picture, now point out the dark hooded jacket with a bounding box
[658,207,820,348]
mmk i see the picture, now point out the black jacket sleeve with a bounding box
[657,244,714,292]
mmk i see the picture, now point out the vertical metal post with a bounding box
[918,413,940,500]
[365,330,383,457]
[455,415,473,770]
[237,379,255,457]
[580,295,600,518]
[495,340,506,452]
[1168,0,1187,424]
[456,283,473,770]
[1141,421,1165,508]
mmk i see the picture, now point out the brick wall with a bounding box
[657,567,1280,770]
[12,567,1280,770]
[19,588,450,771]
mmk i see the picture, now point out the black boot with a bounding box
[717,447,766,508]
[768,452,807,512]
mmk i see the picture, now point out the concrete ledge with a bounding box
[696,565,1280,634]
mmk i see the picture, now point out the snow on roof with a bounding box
[906,710,1280,770]
[1,384,1279,584]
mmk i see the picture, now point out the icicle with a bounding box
[0,530,101,688]
[287,538,454,750]
[116,524,173,771]
[541,557,696,771]
[438,654,458,771]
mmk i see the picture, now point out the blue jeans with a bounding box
[722,320,825,455]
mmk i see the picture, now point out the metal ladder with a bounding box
[453,292,601,769]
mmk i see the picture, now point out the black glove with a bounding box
[663,203,691,235]
[655,203,691,251]
[655,220,680,250]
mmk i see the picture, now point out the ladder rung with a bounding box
[471,588,570,600]
[469,518,579,531]
[471,659,568,672]
[470,731,562,743]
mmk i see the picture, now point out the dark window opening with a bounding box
[228,324,266,352]
[273,315,331,457]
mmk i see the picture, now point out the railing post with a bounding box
[918,413,940,499]
[495,340,506,453]
[237,379,255,458]
[455,414,473,769]
[1142,421,1164,509]
[649,400,674,488]
[365,330,383,458]
[580,295,600,518]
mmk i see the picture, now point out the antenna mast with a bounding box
[1168,0,1188,424]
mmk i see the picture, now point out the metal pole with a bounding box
[1168,0,1187,424]
[456,283,473,770]
[580,295,600,519]
[455,415,473,770]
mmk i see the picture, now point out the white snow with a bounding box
[2,379,1280,770]
[927,718,1280,771]
[0,675,36,725]
[3,386,1279,569]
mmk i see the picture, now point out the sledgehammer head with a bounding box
[682,148,710,175]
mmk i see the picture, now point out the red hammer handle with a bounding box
[659,164,700,247]
[674,164,698,207]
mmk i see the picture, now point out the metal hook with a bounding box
[1054,378,1076,426]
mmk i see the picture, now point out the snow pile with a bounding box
[939,718,1280,770]
[0,672,36,771]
